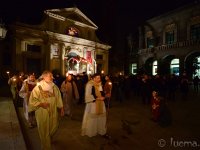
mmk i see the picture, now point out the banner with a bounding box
[86,51,92,64]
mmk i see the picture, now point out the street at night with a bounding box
[14,87,200,150]
[0,0,200,150]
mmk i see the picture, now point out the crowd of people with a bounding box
[7,70,112,150]
[6,70,199,150]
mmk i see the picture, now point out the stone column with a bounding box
[179,56,185,76]
[61,44,66,76]
[139,26,145,49]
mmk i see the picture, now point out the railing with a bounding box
[138,40,200,55]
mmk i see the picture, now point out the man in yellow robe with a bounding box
[29,70,64,150]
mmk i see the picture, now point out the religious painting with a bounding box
[67,27,79,37]
[51,44,60,58]
[86,50,92,64]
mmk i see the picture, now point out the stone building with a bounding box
[1,7,111,77]
[136,2,200,79]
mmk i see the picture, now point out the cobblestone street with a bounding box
[18,90,200,150]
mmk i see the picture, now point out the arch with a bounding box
[184,51,200,79]
[144,57,154,75]
[67,57,78,73]
[67,52,78,57]
[160,55,176,75]
[170,58,180,75]
[65,52,96,75]
[152,60,158,75]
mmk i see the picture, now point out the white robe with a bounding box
[19,79,36,121]
[81,80,107,137]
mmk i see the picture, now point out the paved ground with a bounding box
[0,97,26,150]
[17,89,200,150]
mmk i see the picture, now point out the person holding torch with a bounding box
[8,73,18,103]
[103,75,112,129]
[103,75,112,109]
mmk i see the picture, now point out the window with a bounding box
[147,38,154,48]
[146,31,154,48]
[96,54,103,60]
[164,23,176,44]
[193,56,200,78]
[165,31,174,44]
[190,24,200,40]
[27,44,41,53]
[152,60,157,75]
[97,64,103,73]
[170,58,179,75]
[131,63,137,75]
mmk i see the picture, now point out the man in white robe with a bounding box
[29,70,64,150]
[19,73,37,128]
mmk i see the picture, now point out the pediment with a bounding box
[45,7,98,29]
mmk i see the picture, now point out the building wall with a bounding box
[137,3,200,78]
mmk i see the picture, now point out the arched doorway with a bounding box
[152,60,158,76]
[144,57,154,75]
[185,51,200,79]
[64,52,95,75]
[160,55,176,75]
[170,58,180,76]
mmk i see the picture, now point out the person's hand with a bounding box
[40,102,49,109]
[105,93,111,98]
[60,107,64,117]
[98,96,105,101]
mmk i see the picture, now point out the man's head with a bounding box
[152,91,158,97]
[28,74,36,82]
[92,73,101,83]
[66,73,73,81]
[42,70,53,83]
[105,75,110,81]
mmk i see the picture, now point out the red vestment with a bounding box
[151,97,160,121]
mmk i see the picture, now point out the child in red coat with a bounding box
[151,91,161,122]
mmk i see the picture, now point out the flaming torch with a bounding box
[6,71,10,78]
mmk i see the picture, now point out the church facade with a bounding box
[4,7,111,76]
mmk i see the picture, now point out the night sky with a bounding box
[0,0,196,45]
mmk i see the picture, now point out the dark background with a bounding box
[0,0,194,43]
[0,0,196,73]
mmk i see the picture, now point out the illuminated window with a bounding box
[193,56,200,77]
[170,58,179,75]
[131,63,137,75]
[152,61,157,75]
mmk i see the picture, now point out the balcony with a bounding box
[138,39,200,55]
